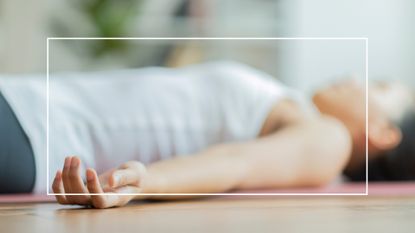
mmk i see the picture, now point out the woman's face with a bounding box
[313,79,412,167]
[370,81,413,123]
[313,79,412,130]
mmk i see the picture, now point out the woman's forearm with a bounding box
[137,116,352,199]
[139,144,248,196]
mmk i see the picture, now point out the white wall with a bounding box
[278,0,415,93]
[0,0,49,73]
[1,0,414,85]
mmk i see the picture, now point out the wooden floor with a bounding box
[1,195,415,233]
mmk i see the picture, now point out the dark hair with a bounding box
[346,108,415,181]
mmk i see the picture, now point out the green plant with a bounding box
[53,0,142,57]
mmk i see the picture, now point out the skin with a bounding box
[53,79,411,208]
[313,79,412,173]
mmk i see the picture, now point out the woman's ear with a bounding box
[368,119,402,151]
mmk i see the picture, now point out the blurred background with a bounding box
[1,0,414,94]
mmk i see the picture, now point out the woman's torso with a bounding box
[0,61,307,193]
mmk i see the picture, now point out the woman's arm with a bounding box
[53,115,352,207]
[140,116,352,197]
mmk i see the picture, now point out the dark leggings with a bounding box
[0,91,36,193]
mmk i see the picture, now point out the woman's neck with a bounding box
[258,98,311,137]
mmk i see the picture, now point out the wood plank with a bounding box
[1,196,415,233]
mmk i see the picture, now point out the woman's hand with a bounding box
[52,156,147,208]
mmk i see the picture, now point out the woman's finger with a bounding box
[112,186,141,206]
[52,170,68,204]
[110,161,146,188]
[67,156,90,205]
[86,168,120,208]
[110,169,141,188]
[61,156,74,202]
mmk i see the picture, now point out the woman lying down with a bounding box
[0,61,414,208]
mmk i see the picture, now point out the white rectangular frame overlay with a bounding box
[46,37,369,196]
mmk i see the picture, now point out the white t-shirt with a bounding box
[0,61,312,193]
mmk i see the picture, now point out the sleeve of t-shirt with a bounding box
[208,61,317,139]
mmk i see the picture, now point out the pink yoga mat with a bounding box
[0,194,55,203]
[237,182,415,195]
[1,182,414,203]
